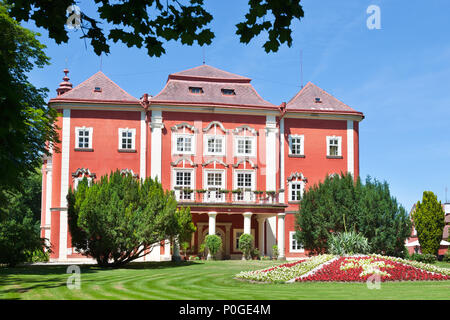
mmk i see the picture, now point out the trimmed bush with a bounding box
[272,244,279,260]
[238,233,253,260]
[327,231,371,255]
[205,234,222,260]
[411,253,436,264]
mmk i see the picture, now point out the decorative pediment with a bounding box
[287,172,307,182]
[120,168,138,178]
[232,158,257,169]
[170,156,198,167]
[202,158,229,167]
[171,122,198,133]
[72,168,96,178]
[233,125,258,135]
[203,121,228,134]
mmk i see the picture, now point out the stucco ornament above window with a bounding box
[171,122,198,133]
[71,168,96,179]
[203,121,229,134]
[170,156,198,167]
[232,158,257,169]
[120,168,138,178]
[287,172,307,182]
[233,125,258,136]
[202,158,229,167]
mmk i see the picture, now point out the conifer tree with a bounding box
[67,170,195,267]
[295,173,411,256]
[413,191,445,255]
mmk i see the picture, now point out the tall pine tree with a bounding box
[413,191,445,255]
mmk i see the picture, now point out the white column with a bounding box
[266,216,277,257]
[347,120,354,178]
[150,110,163,181]
[277,213,286,260]
[265,116,277,192]
[207,212,217,260]
[59,109,71,261]
[208,212,217,235]
[140,111,147,180]
[44,156,53,244]
[279,118,285,203]
[257,217,266,256]
[243,212,253,235]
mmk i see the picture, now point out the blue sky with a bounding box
[24,0,450,212]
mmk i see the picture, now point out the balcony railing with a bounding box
[173,188,284,205]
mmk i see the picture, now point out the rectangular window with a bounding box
[118,128,136,150]
[234,171,255,201]
[173,134,195,154]
[327,136,342,157]
[207,172,222,188]
[235,231,244,250]
[289,135,304,156]
[205,136,224,155]
[235,137,255,156]
[174,170,193,200]
[289,231,304,253]
[289,181,303,201]
[75,127,93,149]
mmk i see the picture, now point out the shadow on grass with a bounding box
[0,260,202,297]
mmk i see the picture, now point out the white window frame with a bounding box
[204,135,226,156]
[326,136,342,157]
[75,126,93,149]
[288,134,304,156]
[204,169,226,190]
[172,133,196,155]
[289,231,304,253]
[288,180,304,202]
[73,176,93,190]
[233,228,255,252]
[233,169,256,201]
[203,169,226,202]
[234,136,256,157]
[172,168,195,200]
[118,128,136,150]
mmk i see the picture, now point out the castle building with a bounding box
[40,65,364,262]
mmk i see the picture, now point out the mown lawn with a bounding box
[1,260,449,300]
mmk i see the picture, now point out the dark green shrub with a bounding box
[295,173,411,256]
[272,244,279,259]
[238,233,253,260]
[411,253,436,264]
[327,231,371,255]
[413,191,445,255]
[251,248,260,260]
[205,234,222,260]
[443,250,450,262]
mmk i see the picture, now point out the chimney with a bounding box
[56,69,73,96]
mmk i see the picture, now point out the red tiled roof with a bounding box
[286,82,361,114]
[151,65,276,109]
[168,64,251,83]
[49,71,139,105]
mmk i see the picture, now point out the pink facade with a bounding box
[41,65,364,261]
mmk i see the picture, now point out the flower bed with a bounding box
[296,256,450,282]
[235,254,450,283]
[235,255,334,283]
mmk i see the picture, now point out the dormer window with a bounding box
[221,89,235,96]
[315,97,322,103]
[94,87,102,92]
[189,87,203,94]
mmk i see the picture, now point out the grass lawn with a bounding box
[1,260,449,300]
